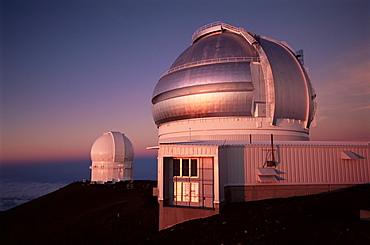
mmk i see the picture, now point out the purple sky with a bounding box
[1,0,369,164]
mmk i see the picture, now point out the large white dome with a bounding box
[91,131,134,162]
[90,131,134,183]
[152,22,316,143]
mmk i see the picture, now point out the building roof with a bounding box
[159,140,369,147]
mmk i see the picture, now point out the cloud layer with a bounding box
[0,180,67,211]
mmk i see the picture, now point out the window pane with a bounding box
[191,159,198,177]
[174,182,182,201]
[182,182,190,202]
[190,182,199,202]
[173,159,180,176]
[182,159,190,176]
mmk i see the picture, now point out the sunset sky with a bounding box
[1,0,369,164]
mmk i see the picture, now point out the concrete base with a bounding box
[225,184,356,202]
[159,200,219,230]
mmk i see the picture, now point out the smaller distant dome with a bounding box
[91,131,134,162]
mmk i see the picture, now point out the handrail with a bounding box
[221,23,258,45]
[191,21,258,45]
[160,57,260,79]
[191,21,223,41]
[192,21,292,50]
[221,23,240,33]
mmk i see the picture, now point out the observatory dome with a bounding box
[91,131,134,162]
[90,131,134,183]
[152,22,316,143]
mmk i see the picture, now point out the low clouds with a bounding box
[0,157,157,210]
[317,59,369,111]
[0,180,66,211]
[351,105,370,111]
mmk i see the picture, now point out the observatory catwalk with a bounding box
[149,22,370,230]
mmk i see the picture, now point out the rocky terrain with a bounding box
[1,181,369,245]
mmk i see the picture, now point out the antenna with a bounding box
[189,127,191,142]
[271,134,275,164]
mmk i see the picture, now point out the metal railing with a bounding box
[191,21,223,41]
[160,56,260,79]
[192,21,259,45]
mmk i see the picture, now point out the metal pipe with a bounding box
[271,134,275,164]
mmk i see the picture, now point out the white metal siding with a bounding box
[221,146,245,185]
[242,145,370,185]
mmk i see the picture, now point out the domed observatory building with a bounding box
[151,22,369,230]
[152,22,316,143]
[90,131,134,184]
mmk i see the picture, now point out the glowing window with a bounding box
[174,182,199,202]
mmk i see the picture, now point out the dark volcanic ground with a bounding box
[1,181,369,245]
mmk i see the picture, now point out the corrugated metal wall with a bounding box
[158,143,369,205]
[243,144,370,185]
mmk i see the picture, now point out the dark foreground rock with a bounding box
[1,182,369,245]
[0,181,159,245]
